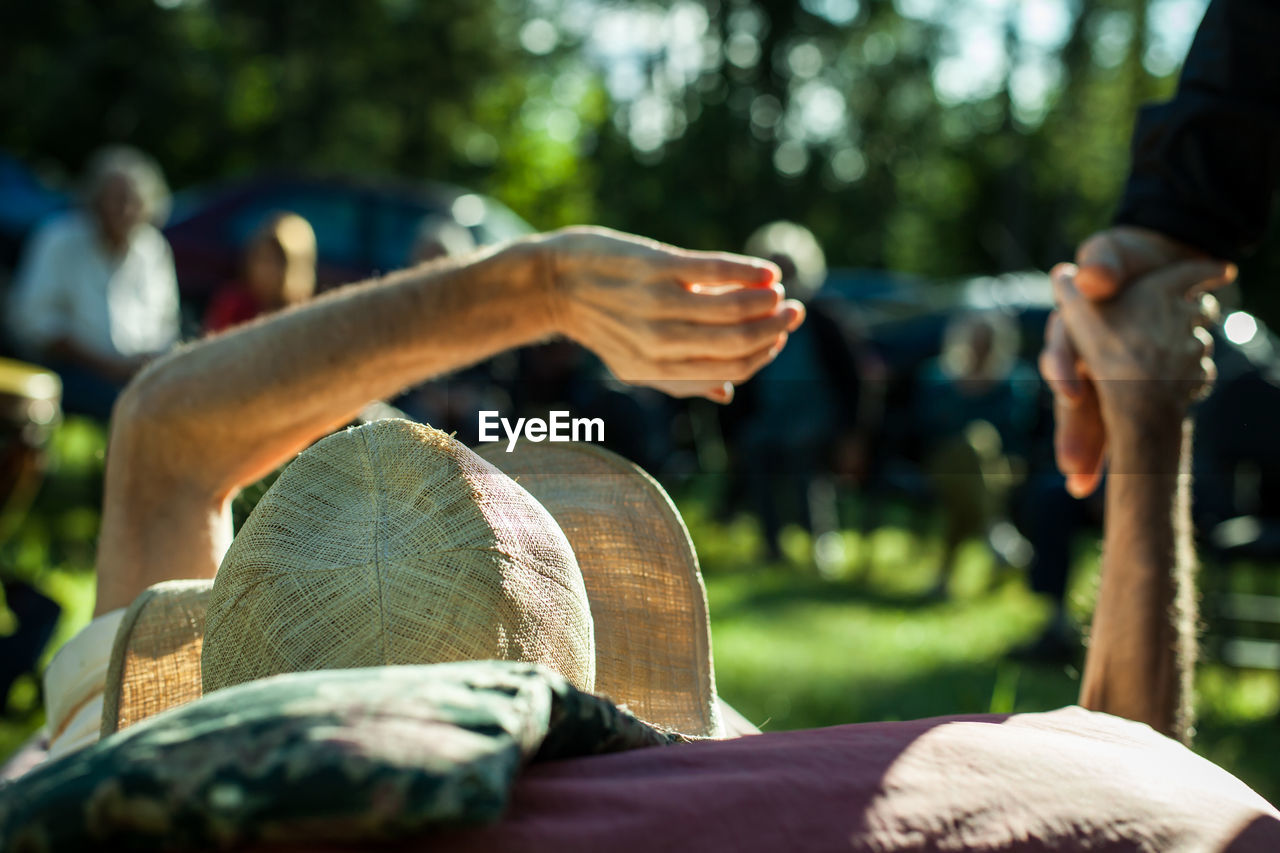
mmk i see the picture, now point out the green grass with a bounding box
[683,496,1280,806]
[3,421,1278,808]
[1,418,102,760]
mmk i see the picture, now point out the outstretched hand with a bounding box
[543,226,805,403]
[1039,226,1231,495]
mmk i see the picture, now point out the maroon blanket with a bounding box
[10,706,1279,851]
[421,706,1280,852]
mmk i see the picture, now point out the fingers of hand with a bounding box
[643,379,736,402]
[651,281,784,322]
[1074,226,1202,302]
[1067,469,1104,500]
[1039,311,1084,402]
[1191,324,1214,357]
[1054,380,1107,498]
[1074,233,1127,301]
[1195,355,1217,402]
[1147,259,1237,299]
[783,299,806,331]
[665,249,781,288]
[1050,263,1084,313]
[645,310,796,361]
[627,340,783,390]
[1191,325,1217,400]
[1196,292,1222,327]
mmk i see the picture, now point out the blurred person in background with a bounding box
[410,214,476,265]
[6,146,179,420]
[916,310,1038,598]
[729,221,881,572]
[204,212,317,334]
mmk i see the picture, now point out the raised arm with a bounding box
[95,227,798,614]
[1039,0,1280,498]
[1051,259,1231,742]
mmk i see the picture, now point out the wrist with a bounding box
[1101,390,1190,444]
[486,235,562,341]
[509,232,569,339]
[1105,400,1189,475]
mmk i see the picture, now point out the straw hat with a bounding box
[101,420,721,738]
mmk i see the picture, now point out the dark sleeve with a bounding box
[1114,0,1280,260]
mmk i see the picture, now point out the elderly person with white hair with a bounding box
[7,146,180,418]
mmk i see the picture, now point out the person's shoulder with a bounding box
[131,222,173,258]
[13,213,90,287]
[28,210,91,253]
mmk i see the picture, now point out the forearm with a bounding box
[1079,412,1195,742]
[133,240,550,495]
[94,239,552,613]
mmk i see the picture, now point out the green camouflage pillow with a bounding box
[0,661,676,852]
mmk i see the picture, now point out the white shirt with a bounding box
[42,608,125,759]
[8,212,180,361]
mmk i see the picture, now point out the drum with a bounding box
[0,358,61,545]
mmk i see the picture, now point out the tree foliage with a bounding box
[11,0,1274,317]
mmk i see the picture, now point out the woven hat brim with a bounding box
[103,443,720,739]
[101,579,212,738]
[477,441,721,738]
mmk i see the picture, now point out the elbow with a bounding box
[107,351,198,486]
[107,364,162,481]
[111,358,164,444]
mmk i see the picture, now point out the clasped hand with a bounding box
[1040,226,1235,493]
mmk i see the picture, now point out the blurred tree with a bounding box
[581,0,1195,275]
[10,0,1268,322]
[0,0,605,228]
